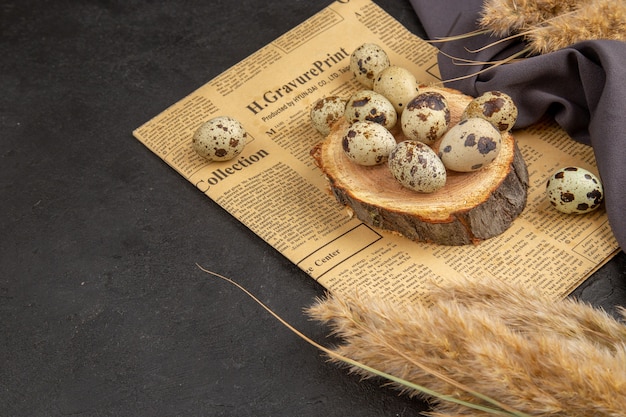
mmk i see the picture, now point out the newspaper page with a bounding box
[133,0,619,303]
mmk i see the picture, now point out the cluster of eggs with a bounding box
[310,43,518,194]
[311,43,605,215]
[187,45,604,216]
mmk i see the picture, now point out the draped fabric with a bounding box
[409,0,626,251]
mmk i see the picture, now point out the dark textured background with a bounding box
[1,1,625,416]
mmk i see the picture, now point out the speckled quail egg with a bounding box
[342,121,397,166]
[400,91,450,145]
[344,90,397,130]
[373,65,420,114]
[546,166,604,214]
[388,140,447,193]
[349,43,391,89]
[310,96,346,136]
[461,91,518,132]
[438,117,501,172]
[192,116,247,161]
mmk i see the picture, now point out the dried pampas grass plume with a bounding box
[477,0,626,54]
[199,264,532,415]
[478,0,581,37]
[200,264,626,416]
[431,0,626,81]
[307,277,626,417]
[524,1,626,54]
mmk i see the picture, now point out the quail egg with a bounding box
[342,121,397,166]
[546,166,604,214]
[438,117,501,172]
[400,91,450,145]
[344,90,397,130]
[388,140,447,193]
[310,96,346,136]
[349,43,391,89]
[192,116,247,161]
[461,91,518,132]
[373,65,420,114]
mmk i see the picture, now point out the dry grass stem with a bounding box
[306,276,626,417]
[479,0,581,37]
[479,0,626,54]
[433,0,626,82]
[199,264,528,416]
[199,264,626,416]
[436,48,531,84]
[524,1,626,54]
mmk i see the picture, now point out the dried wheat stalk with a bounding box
[201,264,530,415]
[431,0,626,82]
[307,277,626,417]
[478,0,626,54]
[200,264,626,416]
[479,0,581,37]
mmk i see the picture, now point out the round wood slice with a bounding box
[311,86,529,246]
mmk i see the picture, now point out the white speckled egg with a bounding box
[344,90,397,130]
[310,96,346,136]
[546,167,604,214]
[342,121,397,166]
[349,43,391,89]
[438,117,501,172]
[388,140,446,193]
[400,91,450,145]
[192,116,247,161]
[461,91,518,132]
[372,65,420,114]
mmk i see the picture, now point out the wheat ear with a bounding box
[197,264,529,417]
[479,0,582,36]
[524,0,626,54]
[307,276,626,417]
[431,0,626,82]
[478,0,626,54]
[426,277,626,349]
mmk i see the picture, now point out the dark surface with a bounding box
[1,1,624,416]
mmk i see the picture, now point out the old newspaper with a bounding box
[133,0,618,302]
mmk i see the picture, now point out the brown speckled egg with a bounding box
[344,90,397,130]
[438,117,501,172]
[192,116,247,161]
[342,121,397,166]
[349,43,391,89]
[373,65,420,114]
[461,91,518,132]
[388,140,446,193]
[310,96,346,136]
[400,91,450,145]
[546,166,604,214]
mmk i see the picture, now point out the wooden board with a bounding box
[311,86,529,245]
